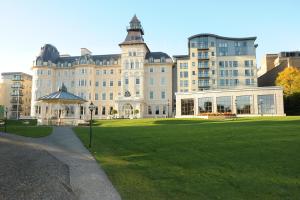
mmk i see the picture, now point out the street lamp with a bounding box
[88,102,96,148]
[4,107,8,132]
[235,99,238,116]
[167,99,170,118]
[259,99,264,117]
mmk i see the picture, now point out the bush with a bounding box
[284,93,300,115]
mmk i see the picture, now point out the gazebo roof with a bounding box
[38,84,87,104]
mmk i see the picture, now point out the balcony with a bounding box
[10,107,23,112]
[11,92,23,96]
[198,65,209,69]
[197,46,209,50]
[198,56,209,60]
[198,85,210,88]
[12,77,24,81]
[10,99,23,104]
[198,74,210,78]
[11,84,24,89]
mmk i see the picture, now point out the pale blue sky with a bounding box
[0,0,299,75]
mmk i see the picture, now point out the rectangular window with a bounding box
[95,81,99,87]
[110,80,113,86]
[148,106,152,115]
[233,70,238,77]
[125,78,129,85]
[217,96,232,113]
[181,99,194,115]
[136,78,140,85]
[102,106,106,115]
[258,95,275,114]
[110,93,113,100]
[161,91,166,99]
[233,61,238,67]
[110,69,114,74]
[95,107,98,115]
[102,81,106,87]
[95,93,98,100]
[155,106,159,115]
[161,77,166,85]
[150,68,153,72]
[150,91,154,99]
[236,95,251,114]
[102,93,106,100]
[198,97,213,113]
[245,79,251,85]
[150,78,154,85]
[161,67,165,72]
[118,80,121,86]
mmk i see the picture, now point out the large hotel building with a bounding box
[31,15,173,120]
[29,15,285,122]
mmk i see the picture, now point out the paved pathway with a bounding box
[1,127,121,200]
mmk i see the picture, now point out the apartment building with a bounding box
[174,34,258,92]
[0,72,32,119]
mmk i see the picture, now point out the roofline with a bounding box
[173,55,189,58]
[1,72,32,77]
[188,33,257,41]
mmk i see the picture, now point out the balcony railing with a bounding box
[11,84,24,89]
[198,74,210,78]
[198,56,209,60]
[12,78,24,81]
[10,107,23,112]
[198,65,209,69]
[197,46,209,50]
[11,92,23,96]
[10,99,23,104]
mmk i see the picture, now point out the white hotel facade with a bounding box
[31,15,285,121]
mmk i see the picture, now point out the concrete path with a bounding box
[0,127,121,200]
[38,127,121,200]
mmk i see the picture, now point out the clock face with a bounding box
[125,90,131,97]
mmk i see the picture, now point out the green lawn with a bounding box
[74,117,300,200]
[0,119,52,138]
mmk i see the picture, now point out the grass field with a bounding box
[74,117,300,200]
[0,119,52,138]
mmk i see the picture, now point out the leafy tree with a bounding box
[276,67,300,95]
[134,109,139,115]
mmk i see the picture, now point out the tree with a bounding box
[276,67,300,95]
[134,109,139,116]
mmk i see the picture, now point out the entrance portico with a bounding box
[115,98,144,118]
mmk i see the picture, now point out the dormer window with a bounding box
[161,57,166,63]
[149,57,154,63]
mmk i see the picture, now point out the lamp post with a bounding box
[88,102,96,148]
[167,99,170,118]
[259,99,264,117]
[235,99,238,116]
[4,107,8,132]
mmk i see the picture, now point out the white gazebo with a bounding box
[37,84,87,125]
